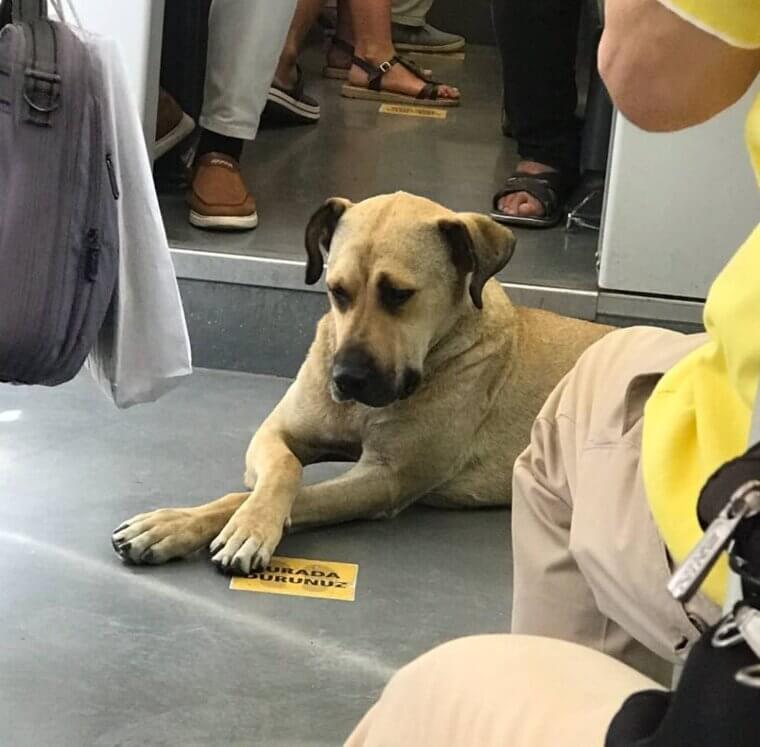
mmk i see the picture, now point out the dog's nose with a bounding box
[333,362,371,397]
[332,348,377,399]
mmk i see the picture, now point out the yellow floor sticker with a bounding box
[379,103,447,120]
[229,556,359,602]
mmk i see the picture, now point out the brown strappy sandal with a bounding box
[324,39,434,81]
[341,54,459,107]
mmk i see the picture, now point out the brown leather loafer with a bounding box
[187,152,258,231]
[155,89,195,160]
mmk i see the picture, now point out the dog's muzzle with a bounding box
[331,347,420,407]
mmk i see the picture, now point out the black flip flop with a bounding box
[490,170,571,228]
[263,64,320,126]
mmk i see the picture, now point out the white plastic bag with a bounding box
[82,32,192,407]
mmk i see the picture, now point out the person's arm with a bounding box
[598,0,760,132]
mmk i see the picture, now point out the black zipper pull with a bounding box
[105,154,120,200]
[85,228,100,281]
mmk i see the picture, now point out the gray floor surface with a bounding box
[159,44,599,292]
[0,369,512,746]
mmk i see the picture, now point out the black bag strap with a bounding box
[17,0,47,22]
[606,443,760,746]
[22,15,60,126]
[605,621,760,747]
[698,441,760,607]
[0,0,48,24]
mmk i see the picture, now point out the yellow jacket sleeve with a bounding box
[659,0,760,48]
[703,224,760,410]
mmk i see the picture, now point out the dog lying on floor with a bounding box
[112,193,611,576]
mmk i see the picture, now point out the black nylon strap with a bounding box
[11,0,47,22]
[696,440,760,607]
[697,441,760,529]
[23,18,60,126]
[605,620,760,746]
[0,65,10,112]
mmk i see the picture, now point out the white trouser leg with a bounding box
[200,0,297,141]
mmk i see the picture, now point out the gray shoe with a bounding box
[391,22,465,53]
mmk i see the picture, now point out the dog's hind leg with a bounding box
[111,491,249,565]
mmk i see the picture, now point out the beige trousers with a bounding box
[346,326,725,747]
[345,634,661,747]
[511,326,721,683]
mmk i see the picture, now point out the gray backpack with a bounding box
[0,0,119,385]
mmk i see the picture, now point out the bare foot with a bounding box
[348,47,458,101]
[497,161,558,217]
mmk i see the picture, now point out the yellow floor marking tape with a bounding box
[230,555,359,602]
[379,103,447,119]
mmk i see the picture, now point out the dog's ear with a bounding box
[304,197,353,285]
[438,213,516,309]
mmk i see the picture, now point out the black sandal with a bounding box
[324,38,434,82]
[264,64,320,126]
[490,170,572,228]
[341,54,459,108]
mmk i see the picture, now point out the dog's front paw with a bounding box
[111,508,207,565]
[209,509,289,577]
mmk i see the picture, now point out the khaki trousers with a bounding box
[345,635,661,747]
[346,327,739,746]
[511,326,720,683]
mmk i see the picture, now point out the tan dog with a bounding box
[112,193,610,576]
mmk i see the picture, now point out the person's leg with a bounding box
[199,0,297,148]
[345,635,661,747]
[336,0,354,42]
[326,0,433,78]
[191,0,296,229]
[511,327,722,684]
[346,0,459,100]
[492,0,582,218]
[391,0,433,27]
[323,0,356,72]
[273,0,325,89]
[511,388,673,684]
[390,0,465,53]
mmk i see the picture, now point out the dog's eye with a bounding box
[328,284,351,310]
[380,285,416,310]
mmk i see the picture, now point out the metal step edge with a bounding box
[170,246,600,320]
[598,291,703,325]
[171,246,706,325]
